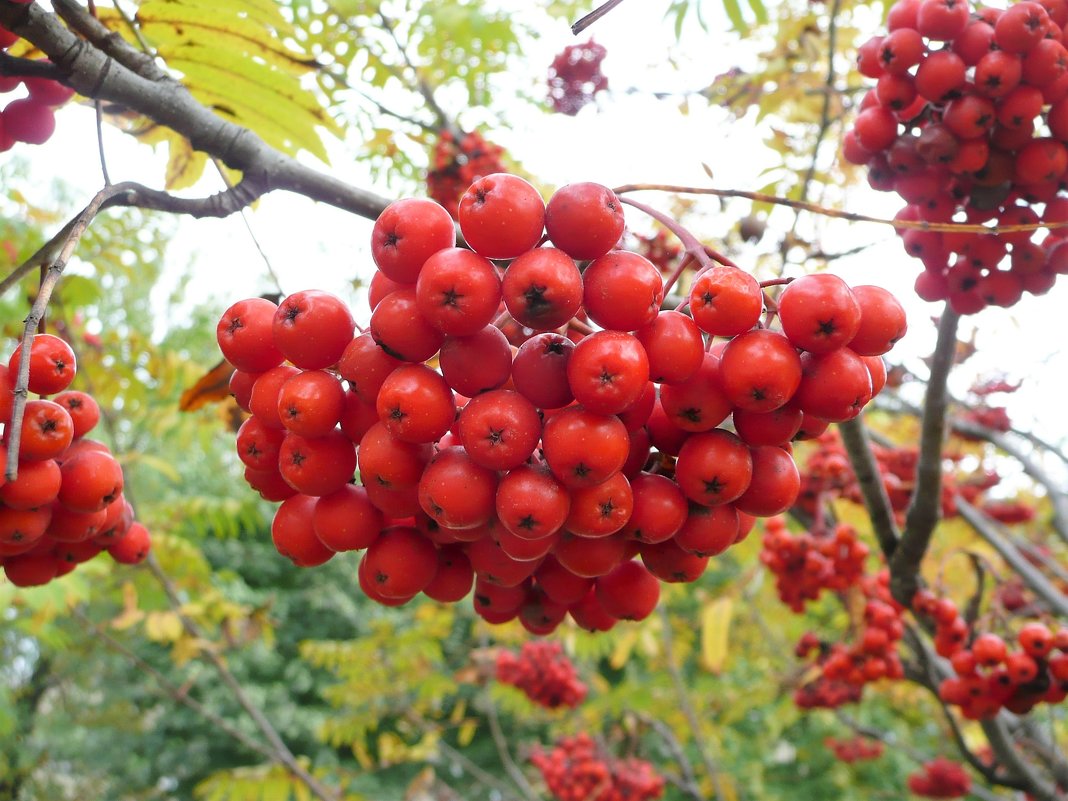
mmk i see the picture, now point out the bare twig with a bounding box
[572,0,628,35]
[143,553,341,801]
[616,195,737,273]
[955,497,1068,618]
[72,608,274,761]
[889,307,961,606]
[480,689,540,801]
[657,606,733,801]
[632,712,704,801]
[406,713,521,800]
[5,184,125,481]
[612,183,1068,235]
[838,417,900,559]
[376,8,453,132]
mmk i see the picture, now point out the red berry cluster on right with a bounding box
[824,735,885,763]
[1,335,151,587]
[547,40,608,115]
[761,519,870,612]
[495,640,588,709]
[426,130,508,219]
[530,733,664,801]
[916,589,1068,718]
[906,757,972,798]
[0,22,74,149]
[847,0,1068,313]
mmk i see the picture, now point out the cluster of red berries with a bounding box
[824,735,885,763]
[1,19,74,150]
[906,757,972,798]
[530,733,664,801]
[958,403,1012,434]
[760,519,870,612]
[916,591,1068,717]
[628,230,683,274]
[426,130,507,219]
[217,173,906,634]
[847,0,1068,313]
[796,430,1030,527]
[495,640,587,709]
[0,334,151,587]
[793,572,907,709]
[548,40,608,115]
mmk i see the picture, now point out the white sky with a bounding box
[6,0,1068,448]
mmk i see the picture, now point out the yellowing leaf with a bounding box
[111,581,145,630]
[457,719,478,747]
[700,597,733,674]
[165,136,209,190]
[145,610,184,643]
[610,626,640,670]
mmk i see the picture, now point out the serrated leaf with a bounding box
[700,596,733,674]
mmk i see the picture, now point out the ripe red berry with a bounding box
[272,290,355,370]
[458,173,545,259]
[371,197,455,284]
[544,182,625,259]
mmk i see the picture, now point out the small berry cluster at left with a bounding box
[1,14,75,150]
[1,334,151,586]
[495,641,587,709]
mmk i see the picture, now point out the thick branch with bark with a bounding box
[955,497,1068,617]
[889,307,961,605]
[0,1,391,222]
[838,417,900,559]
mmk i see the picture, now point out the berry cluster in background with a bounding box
[846,0,1068,313]
[907,757,972,798]
[547,40,608,116]
[824,735,885,763]
[495,640,587,709]
[530,733,664,801]
[426,130,508,219]
[0,20,74,150]
[216,173,907,635]
[0,335,151,586]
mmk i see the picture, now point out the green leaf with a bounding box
[748,0,769,26]
[722,0,749,34]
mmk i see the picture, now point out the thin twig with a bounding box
[376,8,452,132]
[406,712,521,800]
[210,158,285,296]
[633,712,704,801]
[572,0,628,35]
[72,607,275,761]
[94,100,111,185]
[617,196,736,273]
[889,307,960,606]
[838,417,900,559]
[657,606,732,801]
[955,497,1068,618]
[6,184,124,481]
[480,688,540,801]
[612,183,1068,235]
[143,553,341,801]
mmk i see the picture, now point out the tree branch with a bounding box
[889,307,961,606]
[657,606,734,801]
[572,0,629,36]
[142,552,341,801]
[955,497,1068,618]
[71,607,277,762]
[480,687,540,801]
[632,712,704,801]
[0,2,392,223]
[838,417,900,559]
[5,183,125,481]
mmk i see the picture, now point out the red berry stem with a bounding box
[617,196,738,273]
[661,251,695,296]
[759,277,794,288]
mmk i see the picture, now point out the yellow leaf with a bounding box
[700,597,733,674]
[165,136,208,191]
[610,627,640,670]
[145,610,184,643]
[457,719,477,747]
[111,581,145,630]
